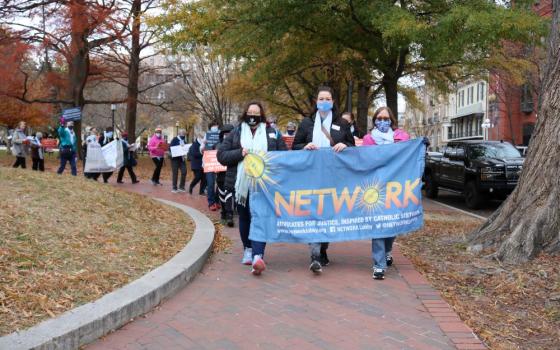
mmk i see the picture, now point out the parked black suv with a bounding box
[423,140,524,209]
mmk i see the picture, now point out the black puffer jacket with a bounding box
[217,124,287,191]
[292,113,355,150]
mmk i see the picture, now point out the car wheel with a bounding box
[465,181,484,209]
[424,172,438,199]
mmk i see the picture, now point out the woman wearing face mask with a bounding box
[30,132,45,171]
[147,126,166,185]
[341,112,365,139]
[217,101,287,275]
[169,129,188,192]
[363,106,410,280]
[292,86,355,274]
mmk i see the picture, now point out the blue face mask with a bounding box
[375,120,392,133]
[317,101,333,112]
[106,131,113,138]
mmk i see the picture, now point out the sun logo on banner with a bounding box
[357,179,386,213]
[244,150,279,192]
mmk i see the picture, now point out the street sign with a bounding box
[62,107,82,121]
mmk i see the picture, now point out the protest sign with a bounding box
[205,131,220,149]
[202,150,227,173]
[41,138,58,149]
[170,144,191,158]
[85,140,123,173]
[62,107,82,122]
[248,139,426,243]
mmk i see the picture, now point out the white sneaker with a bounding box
[251,254,266,275]
[241,248,252,265]
[171,189,178,194]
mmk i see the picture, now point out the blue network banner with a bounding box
[248,138,426,243]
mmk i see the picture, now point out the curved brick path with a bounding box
[88,180,485,350]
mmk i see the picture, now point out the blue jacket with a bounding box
[57,126,78,152]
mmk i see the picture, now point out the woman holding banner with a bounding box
[363,106,410,280]
[217,101,287,275]
[292,86,355,274]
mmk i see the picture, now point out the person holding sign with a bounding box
[169,129,188,193]
[217,102,287,275]
[187,134,207,195]
[292,86,355,274]
[30,132,46,171]
[57,119,78,176]
[363,106,410,280]
[203,121,221,211]
[98,127,115,183]
[147,127,166,186]
[117,132,139,184]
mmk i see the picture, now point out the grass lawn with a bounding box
[399,210,560,350]
[0,165,194,336]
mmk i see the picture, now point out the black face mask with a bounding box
[68,126,74,130]
[244,114,262,127]
[287,130,295,136]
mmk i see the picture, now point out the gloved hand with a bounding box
[59,116,65,125]
[422,137,430,146]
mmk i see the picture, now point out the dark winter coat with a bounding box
[169,136,187,162]
[188,139,204,170]
[217,125,287,191]
[292,113,355,150]
[121,140,136,167]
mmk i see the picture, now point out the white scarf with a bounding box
[235,123,268,206]
[371,128,395,145]
[312,111,333,148]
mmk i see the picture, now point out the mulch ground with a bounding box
[398,209,560,350]
[0,165,194,336]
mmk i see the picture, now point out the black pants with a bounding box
[171,159,187,190]
[189,169,207,194]
[32,158,44,171]
[217,181,234,220]
[86,172,101,181]
[102,172,113,183]
[13,156,26,168]
[117,165,137,182]
[151,157,164,183]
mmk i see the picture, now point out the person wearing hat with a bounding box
[117,132,139,184]
[168,129,188,193]
[147,126,166,185]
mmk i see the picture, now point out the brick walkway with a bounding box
[87,180,485,350]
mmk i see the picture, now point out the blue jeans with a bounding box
[58,150,77,176]
[206,172,217,206]
[372,237,395,270]
[237,200,266,258]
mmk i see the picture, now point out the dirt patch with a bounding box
[398,210,560,350]
[0,167,194,335]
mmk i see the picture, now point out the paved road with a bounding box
[423,189,501,219]
[87,181,486,350]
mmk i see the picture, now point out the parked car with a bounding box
[423,140,524,209]
[515,146,528,157]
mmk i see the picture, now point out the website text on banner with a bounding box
[203,150,227,173]
[248,138,426,243]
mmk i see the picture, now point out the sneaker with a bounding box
[320,252,330,266]
[151,180,157,185]
[309,260,322,274]
[241,248,252,265]
[117,180,124,184]
[251,255,266,275]
[227,218,234,228]
[188,188,193,194]
[178,188,186,193]
[156,182,163,186]
[373,268,385,280]
[171,189,178,194]
[132,180,140,184]
[386,253,393,267]
[215,203,221,210]
[209,203,218,211]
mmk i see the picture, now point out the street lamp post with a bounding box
[111,104,116,133]
[481,118,492,141]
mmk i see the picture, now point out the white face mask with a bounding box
[210,126,219,132]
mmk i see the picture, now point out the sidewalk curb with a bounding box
[0,198,214,350]
[425,198,488,221]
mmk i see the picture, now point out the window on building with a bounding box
[478,82,485,101]
[521,84,534,113]
[447,126,452,140]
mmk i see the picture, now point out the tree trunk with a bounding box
[69,0,90,158]
[383,76,399,123]
[356,81,370,134]
[125,0,141,142]
[468,0,560,263]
